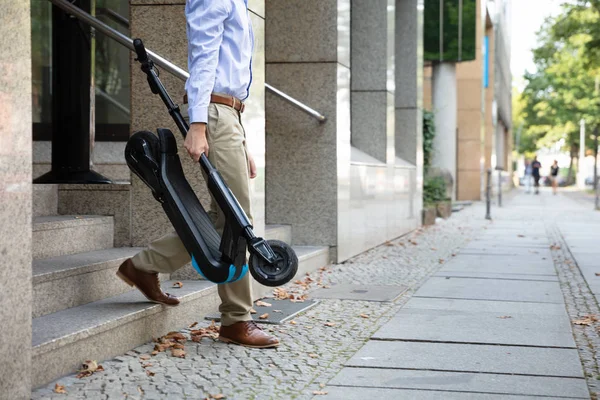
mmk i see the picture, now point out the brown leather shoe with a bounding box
[116,259,180,306]
[219,321,280,348]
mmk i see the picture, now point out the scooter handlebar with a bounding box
[133,38,149,63]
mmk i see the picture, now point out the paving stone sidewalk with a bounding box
[33,202,484,399]
[33,187,600,400]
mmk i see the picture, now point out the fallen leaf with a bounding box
[151,351,159,356]
[550,244,561,250]
[517,234,525,238]
[259,313,269,320]
[289,320,297,325]
[451,253,457,257]
[250,308,257,314]
[188,322,198,328]
[164,331,186,342]
[431,247,437,250]
[273,309,282,313]
[255,300,272,307]
[171,348,186,358]
[324,322,336,327]
[322,285,330,289]
[172,343,185,349]
[320,383,326,388]
[139,354,151,361]
[142,363,153,368]
[384,241,394,247]
[359,314,369,319]
[439,259,444,264]
[172,281,183,288]
[76,360,103,379]
[294,280,304,285]
[313,391,328,395]
[54,383,67,394]
[211,394,225,400]
[573,315,598,326]
[146,369,155,377]
[308,353,319,358]
[497,316,512,319]
[596,273,600,276]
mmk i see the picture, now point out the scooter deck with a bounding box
[126,128,247,284]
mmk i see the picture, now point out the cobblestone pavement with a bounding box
[32,203,487,400]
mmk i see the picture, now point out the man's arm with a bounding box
[186,0,229,124]
[184,1,230,161]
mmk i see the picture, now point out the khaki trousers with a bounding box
[132,103,254,326]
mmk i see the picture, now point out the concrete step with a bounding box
[33,215,114,259]
[31,245,330,388]
[264,224,292,243]
[33,184,58,217]
[32,247,144,318]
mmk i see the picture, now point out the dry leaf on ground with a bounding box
[439,259,445,264]
[384,241,394,247]
[146,370,155,377]
[573,315,598,326]
[250,308,257,314]
[595,273,600,277]
[164,331,186,342]
[76,360,104,379]
[211,394,226,399]
[54,384,67,394]
[273,309,282,313]
[188,322,198,328]
[324,322,336,327]
[550,244,561,250]
[259,313,269,319]
[171,348,186,358]
[172,281,183,288]
[139,354,151,361]
[497,316,512,319]
[517,234,525,238]
[313,391,328,395]
[308,353,319,358]
[359,314,369,319]
[289,320,297,325]
[255,300,272,307]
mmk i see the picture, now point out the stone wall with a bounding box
[0,2,33,398]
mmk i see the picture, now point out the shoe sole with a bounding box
[116,271,179,307]
[218,336,280,349]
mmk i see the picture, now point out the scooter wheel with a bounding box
[249,240,298,287]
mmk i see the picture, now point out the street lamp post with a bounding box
[579,119,586,189]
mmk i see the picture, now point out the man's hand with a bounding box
[248,151,257,179]
[184,123,209,162]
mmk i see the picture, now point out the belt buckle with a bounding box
[231,96,238,111]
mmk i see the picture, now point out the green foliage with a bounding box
[515,1,600,157]
[423,176,448,205]
[423,109,436,173]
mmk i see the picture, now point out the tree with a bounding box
[515,1,600,182]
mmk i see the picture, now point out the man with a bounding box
[531,156,542,195]
[116,0,278,349]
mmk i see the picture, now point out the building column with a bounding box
[265,0,350,259]
[0,1,33,398]
[395,0,424,167]
[432,62,458,200]
[351,0,392,163]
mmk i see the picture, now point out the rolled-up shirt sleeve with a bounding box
[185,1,230,124]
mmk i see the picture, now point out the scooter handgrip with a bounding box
[133,38,149,63]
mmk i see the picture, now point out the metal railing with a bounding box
[96,7,129,29]
[49,0,327,122]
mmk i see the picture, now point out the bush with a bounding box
[423,176,448,205]
[422,110,436,173]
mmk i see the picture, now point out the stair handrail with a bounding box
[48,0,327,123]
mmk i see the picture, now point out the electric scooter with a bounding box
[125,38,298,287]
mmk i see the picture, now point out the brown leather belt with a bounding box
[183,93,245,113]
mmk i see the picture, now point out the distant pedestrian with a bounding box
[524,159,533,194]
[532,156,542,195]
[550,160,559,195]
